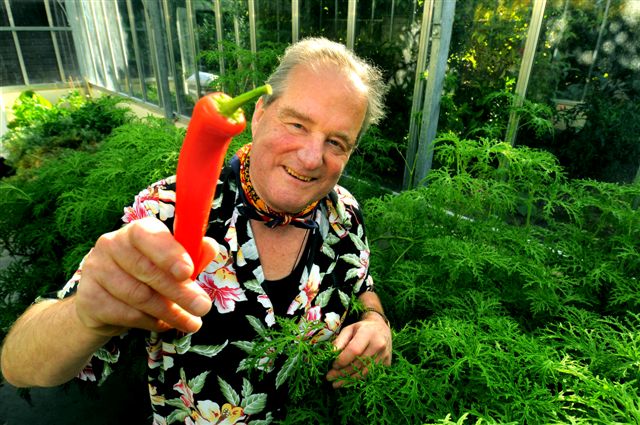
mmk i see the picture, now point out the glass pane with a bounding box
[117,0,143,99]
[525,0,640,183]
[255,0,291,46]
[9,0,47,27]
[211,0,255,96]
[439,0,534,139]
[79,2,106,87]
[253,0,288,91]
[131,0,158,105]
[1,1,10,26]
[164,0,192,116]
[99,1,126,93]
[55,30,81,82]
[299,0,348,43]
[18,31,60,84]
[0,33,23,85]
[50,0,69,27]
[352,0,422,187]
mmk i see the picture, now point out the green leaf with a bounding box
[218,376,241,406]
[246,315,268,338]
[166,409,190,424]
[188,370,210,394]
[243,278,265,294]
[355,223,364,241]
[275,352,299,389]
[338,290,350,308]
[248,412,274,425]
[242,393,268,415]
[231,340,255,353]
[165,397,188,409]
[189,340,229,357]
[241,377,253,399]
[173,333,193,355]
[315,287,335,308]
[341,253,362,267]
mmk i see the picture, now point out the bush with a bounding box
[2,90,132,170]
[2,91,639,424]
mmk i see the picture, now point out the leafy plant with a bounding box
[198,39,284,100]
[2,90,132,170]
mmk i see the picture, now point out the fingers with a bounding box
[108,227,211,317]
[195,237,220,276]
[326,321,393,388]
[75,217,213,335]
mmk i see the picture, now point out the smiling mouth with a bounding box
[285,167,314,182]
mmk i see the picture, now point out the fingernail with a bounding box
[190,294,212,316]
[171,258,192,280]
[185,316,203,333]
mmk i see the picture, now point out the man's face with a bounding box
[249,64,368,214]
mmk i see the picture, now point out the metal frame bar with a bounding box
[346,0,356,49]
[185,0,202,99]
[100,0,122,93]
[143,0,163,105]
[292,0,299,43]
[4,0,29,85]
[162,0,183,117]
[43,0,65,82]
[77,2,100,84]
[64,1,92,85]
[213,0,226,84]
[144,0,173,118]
[248,0,257,53]
[388,0,395,39]
[248,0,257,88]
[126,0,148,102]
[412,0,456,187]
[88,1,110,87]
[114,0,134,97]
[403,0,435,189]
[505,0,547,146]
[0,26,71,31]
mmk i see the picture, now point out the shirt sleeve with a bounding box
[51,176,178,384]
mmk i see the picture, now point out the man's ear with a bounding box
[251,97,265,136]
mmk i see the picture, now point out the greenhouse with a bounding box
[1,0,639,424]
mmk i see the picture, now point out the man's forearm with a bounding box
[358,291,390,327]
[1,297,110,387]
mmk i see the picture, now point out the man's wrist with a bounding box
[361,307,390,328]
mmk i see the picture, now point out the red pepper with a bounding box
[174,84,272,279]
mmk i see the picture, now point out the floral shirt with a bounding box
[58,163,374,424]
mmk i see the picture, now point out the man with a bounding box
[1,37,392,423]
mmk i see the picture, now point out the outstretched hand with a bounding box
[326,313,392,388]
[75,216,216,337]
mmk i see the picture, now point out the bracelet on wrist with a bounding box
[361,307,390,328]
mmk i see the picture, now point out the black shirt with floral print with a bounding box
[57,163,374,425]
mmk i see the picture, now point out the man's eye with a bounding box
[328,139,348,151]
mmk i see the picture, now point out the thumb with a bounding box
[192,237,220,278]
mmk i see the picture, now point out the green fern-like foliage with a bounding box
[2,91,640,424]
[276,135,639,424]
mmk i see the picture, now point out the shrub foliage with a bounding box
[1,92,639,424]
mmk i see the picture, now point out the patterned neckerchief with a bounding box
[231,143,319,229]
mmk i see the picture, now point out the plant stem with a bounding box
[217,84,272,117]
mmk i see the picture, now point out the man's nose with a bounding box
[297,135,324,169]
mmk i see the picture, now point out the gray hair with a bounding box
[262,37,387,140]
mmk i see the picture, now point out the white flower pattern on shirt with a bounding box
[58,163,374,424]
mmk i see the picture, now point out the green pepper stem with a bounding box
[218,84,273,117]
